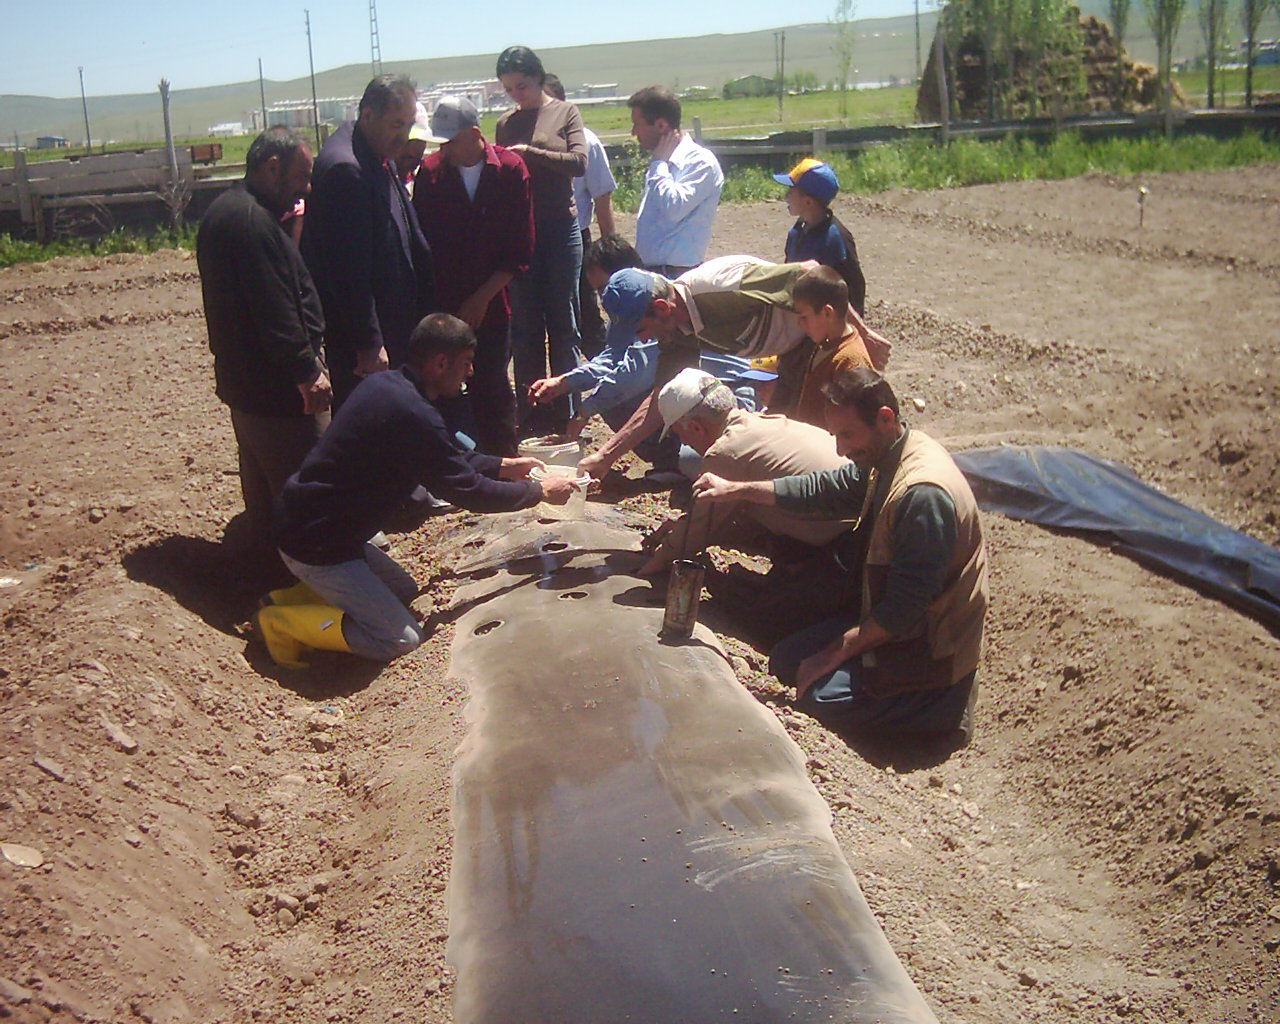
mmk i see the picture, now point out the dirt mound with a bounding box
[2,169,1278,1023]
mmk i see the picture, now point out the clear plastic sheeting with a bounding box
[953,445,1280,630]
[443,511,941,1024]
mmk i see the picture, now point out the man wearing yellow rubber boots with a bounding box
[257,313,578,666]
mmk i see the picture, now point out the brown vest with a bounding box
[859,429,988,698]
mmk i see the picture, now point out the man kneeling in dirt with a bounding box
[693,368,988,742]
[635,368,858,641]
[256,313,578,667]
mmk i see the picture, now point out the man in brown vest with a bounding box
[692,367,988,742]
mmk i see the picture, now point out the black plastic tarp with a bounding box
[952,445,1280,631]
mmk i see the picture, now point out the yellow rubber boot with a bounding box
[254,604,351,668]
[262,579,323,607]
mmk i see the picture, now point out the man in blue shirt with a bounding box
[629,85,723,277]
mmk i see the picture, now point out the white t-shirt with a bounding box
[458,161,483,202]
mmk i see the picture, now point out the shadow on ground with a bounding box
[121,531,385,699]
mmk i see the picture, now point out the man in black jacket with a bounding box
[196,126,332,569]
[257,314,578,668]
[302,74,435,407]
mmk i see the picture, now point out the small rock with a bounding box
[424,979,442,996]
[33,756,68,782]
[310,732,336,753]
[961,801,981,819]
[121,827,144,848]
[307,707,343,732]
[1192,849,1215,869]
[729,655,750,676]
[299,972,317,987]
[911,396,926,412]
[273,893,301,913]
[224,802,262,829]
[277,908,297,928]
[0,975,34,1005]
[228,840,258,859]
[0,843,44,868]
[101,715,139,754]
[87,507,107,523]
[927,775,945,788]
[1018,968,1040,988]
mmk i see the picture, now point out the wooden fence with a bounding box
[0,148,199,241]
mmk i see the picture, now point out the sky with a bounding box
[2,0,925,98]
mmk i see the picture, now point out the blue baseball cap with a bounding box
[601,268,662,335]
[773,158,839,202]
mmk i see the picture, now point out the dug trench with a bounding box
[1,166,1278,1024]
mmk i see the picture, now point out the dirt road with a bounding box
[1,165,1277,1023]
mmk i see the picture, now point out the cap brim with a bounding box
[738,368,779,382]
[772,172,794,187]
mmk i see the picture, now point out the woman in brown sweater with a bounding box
[495,45,587,434]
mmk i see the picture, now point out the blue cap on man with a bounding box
[601,268,662,336]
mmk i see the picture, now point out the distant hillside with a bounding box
[0,5,1200,145]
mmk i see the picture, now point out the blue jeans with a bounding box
[770,615,976,735]
[280,544,423,662]
[510,215,582,430]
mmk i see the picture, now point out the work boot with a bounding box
[254,604,351,668]
[260,580,322,608]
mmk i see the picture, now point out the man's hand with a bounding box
[692,473,776,506]
[457,291,490,329]
[528,376,568,405]
[578,449,613,480]
[651,129,681,163]
[355,346,389,377]
[691,472,738,502]
[794,641,850,700]
[498,456,545,481]
[537,473,581,505]
[297,369,332,415]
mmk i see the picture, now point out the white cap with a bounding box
[408,102,431,142]
[657,367,723,439]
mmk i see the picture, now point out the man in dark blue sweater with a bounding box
[257,313,577,668]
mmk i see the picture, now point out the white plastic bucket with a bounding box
[529,465,590,520]
[518,434,582,469]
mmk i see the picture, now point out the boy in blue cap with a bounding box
[775,158,866,316]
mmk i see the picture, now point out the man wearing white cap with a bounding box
[412,95,534,456]
[638,368,857,639]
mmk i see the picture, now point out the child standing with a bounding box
[774,158,866,317]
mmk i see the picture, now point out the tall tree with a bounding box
[1144,0,1188,135]
[1198,0,1230,107]
[832,0,858,125]
[1109,0,1133,110]
[1240,0,1266,106]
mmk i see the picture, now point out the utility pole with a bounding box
[78,66,92,154]
[369,0,383,77]
[305,9,321,150]
[774,30,786,122]
[914,0,922,81]
[258,58,268,131]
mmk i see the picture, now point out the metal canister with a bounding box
[661,559,705,639]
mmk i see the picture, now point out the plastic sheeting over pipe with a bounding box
[443,511,940,1024]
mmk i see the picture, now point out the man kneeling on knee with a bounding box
[258,313,578,667]
[692,367,988,742]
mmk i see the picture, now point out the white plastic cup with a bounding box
[530,465,590,520]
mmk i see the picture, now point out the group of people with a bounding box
[196,53,988,744]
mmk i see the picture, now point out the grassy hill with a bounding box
[3,5,1275,147]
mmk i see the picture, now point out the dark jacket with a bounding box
[301,121,435,393]
[276,365,539,565]
[412,141,534,331]
[784,209,866,316]
[196,181,325,416]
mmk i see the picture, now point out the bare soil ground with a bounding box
[1,165,1278,1024]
